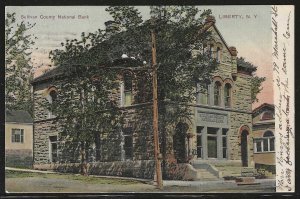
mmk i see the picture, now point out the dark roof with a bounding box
[252,103,274,116]
[31,58,144,85]
[5,110,33,123]
[31,67,63,84]
[237,58,257,73]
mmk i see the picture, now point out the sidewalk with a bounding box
[6,167,276,192]
[5,167,151,183]
[162,178,275,187]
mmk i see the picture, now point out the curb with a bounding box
[5,167,153,184]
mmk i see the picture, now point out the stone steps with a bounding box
[194,167,219,181]
[214,166,243,177]
[197,171,218,179]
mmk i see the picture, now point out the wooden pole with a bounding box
[151,28,163,189]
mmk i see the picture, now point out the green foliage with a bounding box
[237,57,266,103]
[251,76,266,103]
[48,6,217,164]
[5,12,36,116]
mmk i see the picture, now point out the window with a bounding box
[254,131,275,153]
[216,47,221,62]
[222,129,228,159]
[224,83,232,108]
[121,72,133,106]
[198,84,210,105]
[202,44,208,54]
[214,81,222,106]
[123,127,133,160]
[196,126,203,158]
[47,88,57,119]
[261,111,274,120]
[11,129,24,143]
[207,127,218,158]
[49,136,58,163]
[209,45,214,58]
[49,90,57,102]
[94,132,101,161]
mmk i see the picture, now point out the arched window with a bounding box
[261,111,274,120]
[121,72,133,106]
[214,81,221,106]
[49,90,57,103]
[224,83,232,108]
[216,47,221,62]
[46,87,57,119]
[46,87,57,104]
[198,83,210,105]
[254,130,275,153]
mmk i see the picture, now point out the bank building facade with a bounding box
[32,16,256,180]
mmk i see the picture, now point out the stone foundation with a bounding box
[34,160,155,179]
[5,149,33,168]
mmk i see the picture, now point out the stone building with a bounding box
[32,16,256,180]
[5,109,33,168]
[252,103,275,174]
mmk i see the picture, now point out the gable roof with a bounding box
[31,57,145,85]
[209,24,234,56]
[252,103,274,116]
[31,67,63,85]
[5,110,33,124]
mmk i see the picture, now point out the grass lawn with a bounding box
[5,170,142,185]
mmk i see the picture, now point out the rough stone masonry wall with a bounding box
[33,75,157,176]
[233,74,252,112]
[34,120,61,164]
[228,73,253,164]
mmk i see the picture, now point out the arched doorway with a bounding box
[241,130,249,167]
[173,123,188,163]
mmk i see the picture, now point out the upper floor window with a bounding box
[216,47,221,62]
[197,83,210,105]
[46,88,57,104]
[224,83,232,108]
[47,88,57,118]
[209,44,214,58]
[121,72,133,106]
[11,129,24,143]
[214,81,221,106]
[261,111,274,120]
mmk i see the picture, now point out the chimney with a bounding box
[229,46,237,56]
[205,15,216,25]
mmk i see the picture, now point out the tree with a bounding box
[5,12,36,116]
[48,6,216,175]
[237,57,266,103]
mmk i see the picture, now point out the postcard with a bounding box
[4,5,294,194]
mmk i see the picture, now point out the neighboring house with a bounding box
[252,103,275,174]
[5,109,33,168]
[31,16,256,180]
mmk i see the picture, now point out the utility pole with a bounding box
[151,26,163,189]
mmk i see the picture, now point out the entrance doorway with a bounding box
[173,123,188,163]
[241,130,249,167]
